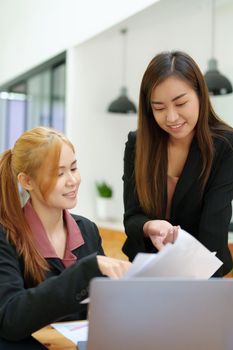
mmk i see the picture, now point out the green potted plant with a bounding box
[95,181,113,220]
[96,181,113,198]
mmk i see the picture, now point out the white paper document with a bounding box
[123,228,223,279]
[51,320,88,344]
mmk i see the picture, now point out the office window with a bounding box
[8,98,26,149]
[0,52,66,153]
[51,63,66,131]
[27,70,51,128]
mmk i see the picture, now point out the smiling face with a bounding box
[150,75,200,143]
[26,141,81,212]
[45,142,81,210]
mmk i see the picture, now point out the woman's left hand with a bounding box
[144,220,180,250]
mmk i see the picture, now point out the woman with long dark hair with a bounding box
[123,51,233,276]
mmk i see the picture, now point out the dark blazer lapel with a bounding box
[46,258,66,274]
[172,138,202,209]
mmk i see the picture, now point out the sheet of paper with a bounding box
[51,320,88,344]
[123,228,223,279]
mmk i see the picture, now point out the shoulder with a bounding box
[71,215,103,253]
[127,131,137,144]
[124,131,137,156]
[124,131,137,166]
[210,131,233,175]
[213,130,233,153]
[71,214,98,228]
[71,214,99,237]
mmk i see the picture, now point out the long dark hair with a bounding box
[135,50,232,218]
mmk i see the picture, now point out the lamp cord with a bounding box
[121,28,127,88]
[211,0,216,58]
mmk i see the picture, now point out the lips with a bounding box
[63,191,77,198]
[167,122,185,130]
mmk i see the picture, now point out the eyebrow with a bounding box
[59,160,77,169]
[151,93,187,105]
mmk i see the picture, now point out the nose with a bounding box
[66,171,78,186]
[166,106,179,123]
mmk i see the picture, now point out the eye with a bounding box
[152,105,165,111]
[71,167,77,172]
[176,101,187,107]
[58,172,64,177]
[155,107,165,111]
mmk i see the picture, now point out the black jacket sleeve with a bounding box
[0,222,103,341]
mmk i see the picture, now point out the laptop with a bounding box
[78,277,233,350]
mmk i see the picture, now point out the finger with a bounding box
[107,265,122,279]
[110,261,131,279]
[149,231,165,237]
[113,262,128,278]
[151,236,164,250]
[173,227,179,242]
[159,231,166,237]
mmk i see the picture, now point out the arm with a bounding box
[123,132,181,259]
[198,135,233,276]
[123,132,178,258]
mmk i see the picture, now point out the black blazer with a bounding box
[0,215,104,341]
[123,131,233,276]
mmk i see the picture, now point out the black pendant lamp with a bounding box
[204,0,232,96]
[108,28,137,114]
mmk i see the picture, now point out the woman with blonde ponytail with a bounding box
[0,126,130,341]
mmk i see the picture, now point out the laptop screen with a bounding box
[86,278,233,350]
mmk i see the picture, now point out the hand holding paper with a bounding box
[123,228,222,279]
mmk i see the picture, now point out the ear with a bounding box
[17,172,34,192]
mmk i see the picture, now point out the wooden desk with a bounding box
[229,243,233,259]
[33,325,76,350]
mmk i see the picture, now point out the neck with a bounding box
[29,199,64,238]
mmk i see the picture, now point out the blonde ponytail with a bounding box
[0,149,48,287]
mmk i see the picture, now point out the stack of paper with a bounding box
[123,228,222,279]
[51,321,88,344]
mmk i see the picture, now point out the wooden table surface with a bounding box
[33,325,77,350]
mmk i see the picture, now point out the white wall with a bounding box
[0,0,157,85]
[66,0,233,221]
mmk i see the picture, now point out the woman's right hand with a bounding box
[97,255,132,279]
[143,220,179,250]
